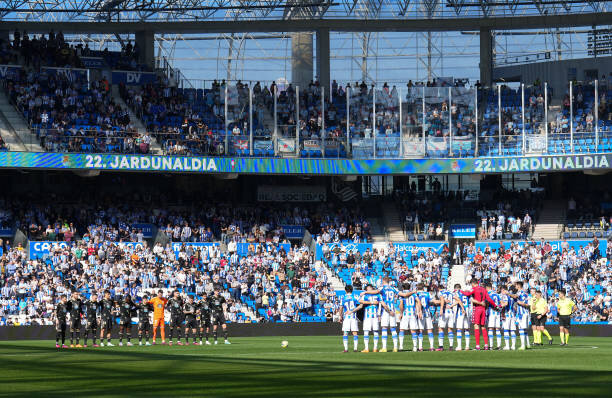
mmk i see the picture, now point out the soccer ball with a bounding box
[281,340,289,348]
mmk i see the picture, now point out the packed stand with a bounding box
[0,238,339,325]
[461,239,611,323]
[3,69,151,153]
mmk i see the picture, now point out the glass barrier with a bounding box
[424,86,450,157]
[400,84,425,157]
[6,79,612,160]
[274,84,298,156]
[477,86,501,157]
[450,86,477,157]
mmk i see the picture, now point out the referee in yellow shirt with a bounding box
[556,290,576,346]
[534,290,553,345]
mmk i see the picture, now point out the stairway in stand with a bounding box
[381,202,405,242]
[532,199,566,240]
[0,92,42,151]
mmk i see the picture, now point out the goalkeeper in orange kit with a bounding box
[149,289,168,344]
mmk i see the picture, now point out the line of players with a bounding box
[339,277,571,353]
[53,288,231,348]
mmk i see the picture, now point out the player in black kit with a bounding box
[183,295,199,345]
[55,294,69,348]
[198,293,212,345]
[167,290,184,345]
[118,295,136,346]
[209,288,231,345]
[67,291,83,347]
[100,290,116,346]
[83,293,100,347]
[137,294,153,346]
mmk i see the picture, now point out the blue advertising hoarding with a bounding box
[42,67,88,81]
[112,70,157,85]
[80,57,107,68]
[281,225,305,239]
[0,152,611,176]
[132,223,155,239]
[0,228,14,237]
[29,241,147,258]
[171,242,219,255]
[236,243,291,257]
[316,242,447,260]
[449,224,476,238]
[0,64,21,79]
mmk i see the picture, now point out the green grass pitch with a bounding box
[0,336,611,397]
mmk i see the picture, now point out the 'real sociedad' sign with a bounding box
[0,152,611,175]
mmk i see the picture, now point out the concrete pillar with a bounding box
[291,32,313,89]
[135,31,155,70]
[480,28,493,87]
[316,28,331,96]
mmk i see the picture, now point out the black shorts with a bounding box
[212,313,226,325]
[170,316,183,327]
[185,317,198,329]
[119,317,132,327]
[56,321,67,332]
[199,317,211,328]
[138,321,151,331]
[102,317,113,331]
[86,318,98,331]
[530,313,538,326]
[70,321,81,332]
[558,315,571,329]
[535,314,547,326]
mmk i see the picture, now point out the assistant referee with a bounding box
[556,290,576,346]
[534,290,553,345]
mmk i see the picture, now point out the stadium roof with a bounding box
[0,0,608,23]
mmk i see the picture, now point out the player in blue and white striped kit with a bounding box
[512,281,531,350]
[359,285,391,353]
[398,283,421,351]
[436,287,456,351]
[453,283,471,351]
[500,285,517,350]
[416,283,438,351]
[486,283,503,350]
[339,285,362,352]
[366,277,400,352]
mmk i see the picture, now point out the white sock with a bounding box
[496,330,502,347]
[391,329,398,349]
[511,331,516,349]
[381,329,388,350]
[465,331,470,348]
[399,331,405,349]
[343,334,348,351]
[364,331,370,350]
[418,335,423,350]
[353,335,359,351]
[519,331,526,347]
[373,332,379,350]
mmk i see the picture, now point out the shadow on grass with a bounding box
[0,343,609,398]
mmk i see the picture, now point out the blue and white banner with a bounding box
[316,243,373,259]
[281,225,305,239]
[80,57,107,69]
[449,224,476,238]
[171,242,219,256]
[475,239,606,256]
[42,67,88,82]
[0,64,21,79]
[391,242,447,254]
[236,243,291,257]
[112,70,157,85]
[29,241,71,258]
[0,228,14,237]
[132,223,155,239]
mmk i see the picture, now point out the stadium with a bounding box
[0,0,611,396]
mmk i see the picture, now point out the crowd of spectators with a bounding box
[4,68,151,153]
[461,238,611,323]
[0,238,338,325]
